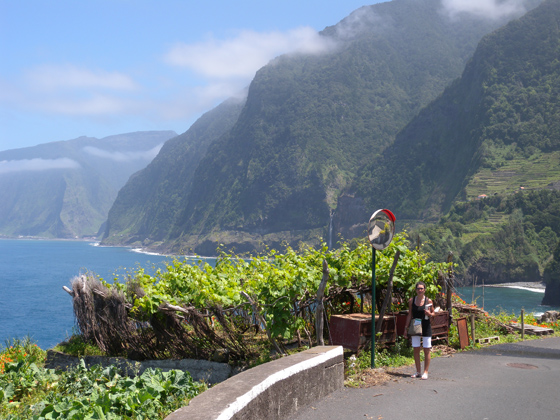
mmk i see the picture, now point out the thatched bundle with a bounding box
[66,274,252,362]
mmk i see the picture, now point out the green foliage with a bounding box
[355,0,560,224]
[0,337,46,374]
[52,335,105,357]
[103,234,446,351]
[413,189,560,284]
[0,342,206,420]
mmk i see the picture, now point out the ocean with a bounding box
[455,285,560,317]
[0,239,212,350]
[1,239,558,350]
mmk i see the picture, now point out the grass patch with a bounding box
[51,334,106,357]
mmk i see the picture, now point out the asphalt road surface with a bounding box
[291,337,560,420]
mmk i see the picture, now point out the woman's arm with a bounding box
[426,298,435,317]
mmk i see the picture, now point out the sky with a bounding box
[0,0,385,151]
[0,0,531,152]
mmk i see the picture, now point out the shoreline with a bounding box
[480,281,546,293]
[0,236,215,259]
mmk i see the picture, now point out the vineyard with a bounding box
[67,233,450,363]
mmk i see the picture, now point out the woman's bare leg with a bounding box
[414,347,422,374]
[423,348,431,374]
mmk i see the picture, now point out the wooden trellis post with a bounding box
[315,259,329,346]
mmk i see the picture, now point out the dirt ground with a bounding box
[356,344,457,388]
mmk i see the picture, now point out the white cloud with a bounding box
[165,27,335,80]
[0,65,140,119]
[83,144,163,162]
[38,94,131,116]
[162,26,336,115]
[440,0,527,20]
[25,65,137,92]
[1,27,335,134]
[0,158,80,174]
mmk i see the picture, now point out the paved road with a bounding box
[291,337,560,420]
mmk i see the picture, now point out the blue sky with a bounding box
[0,0,530,152]
[0,0,386,151]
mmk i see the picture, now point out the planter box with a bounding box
[431,311,449,343]
[389,311,409,336]
[329,313,396,352]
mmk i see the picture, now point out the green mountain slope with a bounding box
[343,0,560,230]
[104,0,536,254]
[102,98,245,246]
[337,0,560,303]
[0,131,176,238]
[412,188,560,304]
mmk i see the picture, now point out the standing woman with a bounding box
[403,281,434,379]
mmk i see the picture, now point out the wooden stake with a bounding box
[446,252,454,326]
[376,250,401,333]
[315,259,329,346]
[470,314,476,344]
[241,291,284,355]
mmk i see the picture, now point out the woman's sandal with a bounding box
[411,372,421,378]
[421,373,428,380]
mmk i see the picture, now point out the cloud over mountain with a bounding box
[165,27,334,79]
[440,0,527,19]
[0,158,80,174]
[82,144,163,162]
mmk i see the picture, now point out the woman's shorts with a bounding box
[411,336,432,348]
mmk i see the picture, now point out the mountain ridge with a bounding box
[0,131,177,238]
[102,0,539,254]
[341,0,560,233]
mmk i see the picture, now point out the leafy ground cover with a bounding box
[0,338,206,420]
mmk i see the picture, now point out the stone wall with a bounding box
[45,346,344,420]
[165,346,344,420]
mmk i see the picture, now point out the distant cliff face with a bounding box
[543,283,560,305]
[466,259,542,285]
[103,0,536,254]
[102,98,246,247]
[0,131,176,239]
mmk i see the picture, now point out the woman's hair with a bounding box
[415,281,426,290]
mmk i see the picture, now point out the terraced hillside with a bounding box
[465,151,560,200]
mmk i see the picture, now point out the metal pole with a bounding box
[521,309,525,341]
[371,247,376,368]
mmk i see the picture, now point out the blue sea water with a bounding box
[455,285,560,317]
[0,239,214,350]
